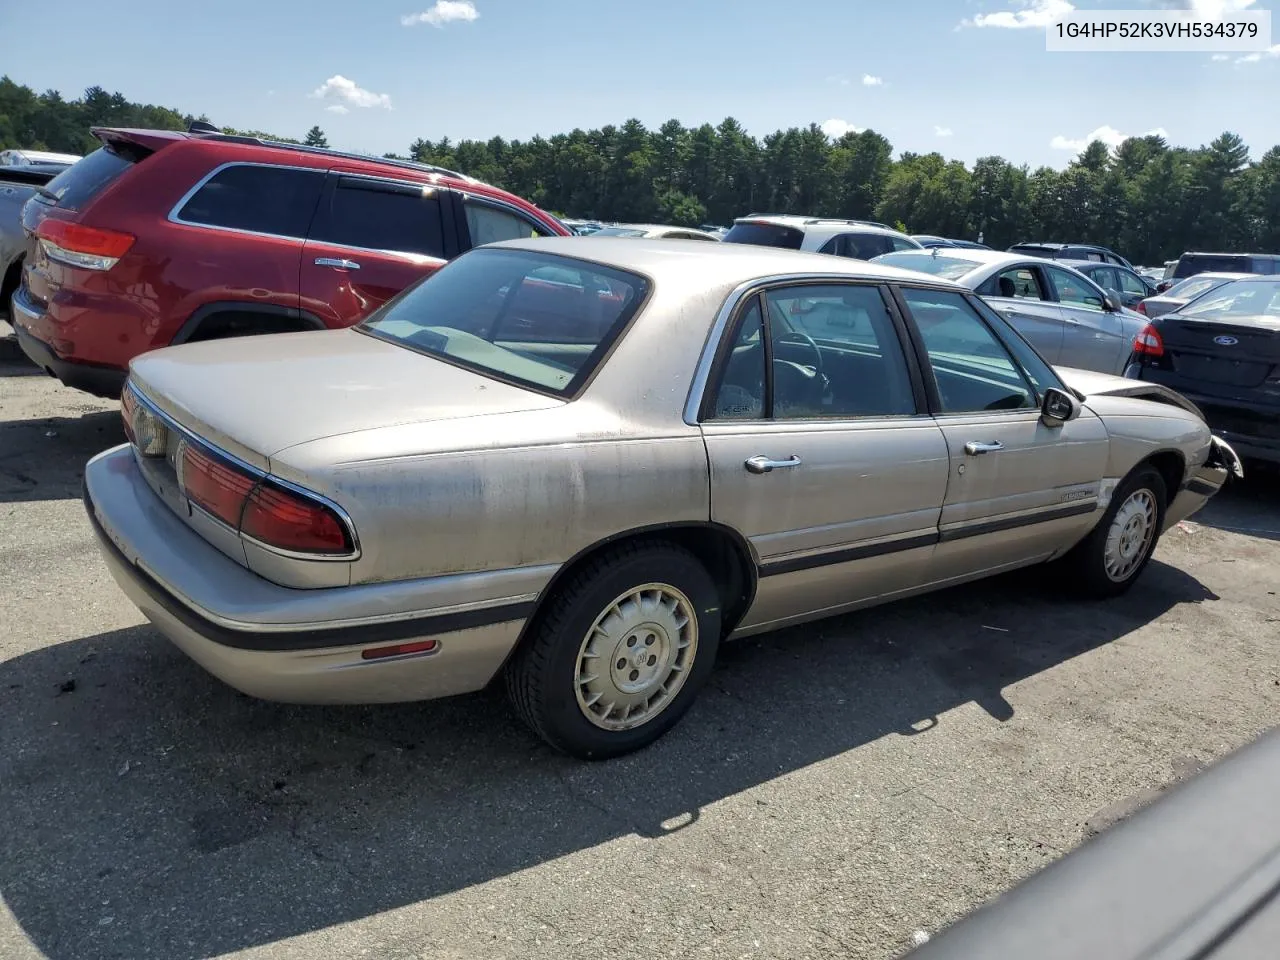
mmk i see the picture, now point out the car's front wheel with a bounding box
[1066,465,1167,598]
[505,541,721,760]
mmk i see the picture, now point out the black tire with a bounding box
[505,540,721,760]
[1064,465,1167,599]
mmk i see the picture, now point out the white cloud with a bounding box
[934,126,954,137]
[1050,124,1170,152]
[1168,0,1256,16]
[821,118,865,138]
[1236,43,1280,62]
[400,1,479,27]
[325,104,350,115]
[310,75,392,110]
[862,74,884,86]
[961,0,1073,28]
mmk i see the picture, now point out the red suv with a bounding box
[12,124,570,397]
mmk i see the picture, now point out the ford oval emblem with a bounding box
[1214,335,1239,346]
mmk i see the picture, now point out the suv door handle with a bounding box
[314,257,361,270]
[963,441,1004,455]
[744,455,802,474]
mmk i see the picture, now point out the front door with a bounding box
[894,286,1110,584]
[299,172,458,328]
[699,283,950,633]
[1044,264,1130,374]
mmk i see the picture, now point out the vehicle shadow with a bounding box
[0,560,1218,960]
[1191,467,1280,542]
[0,408,121,504]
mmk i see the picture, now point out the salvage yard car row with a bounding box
[3,125,1267,759]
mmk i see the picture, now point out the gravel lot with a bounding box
[2,346,1278,960]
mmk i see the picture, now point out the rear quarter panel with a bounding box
[271,404,712,584]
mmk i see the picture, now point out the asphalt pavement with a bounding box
[2,355,1277,960]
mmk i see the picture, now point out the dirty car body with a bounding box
[84,238,1238,759]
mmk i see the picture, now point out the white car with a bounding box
[723,214,922,260]
[589,224,722,241]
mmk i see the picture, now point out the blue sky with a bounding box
[1,0,1275,168]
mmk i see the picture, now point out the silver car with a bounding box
[873,249,1148,375]
[1138,272,1257,320]
[85,239,1239,759]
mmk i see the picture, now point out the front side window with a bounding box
[465,201,548,246]
[889,236,919,252]
[178,164,325,238]
[706,284,916,421]
[1116,269,1148,297]
[901,287,1035,414]
[360,249,646,396]
[1046,266,1105,309]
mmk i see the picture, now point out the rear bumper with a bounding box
[84,445,536,705]
[11,287,127,397]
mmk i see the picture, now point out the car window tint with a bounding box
[763,284,915,419]
[41,145,140,212]
[722,222,804,249]
[1116,270,1147,296]
[889,236,918,252]
[311,177,445,256]
[464,201,546,246]
[993,267,1046,300]
[178,164,324,238]
[1046,267,1104,308]
[901,287,1035,414]
[968,296,1063,399]
[709,298,765,420]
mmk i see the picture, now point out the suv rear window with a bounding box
[177,164,325,239]
[722,222,804,250]
[1174,254,1253,279]
[37,144,142,211]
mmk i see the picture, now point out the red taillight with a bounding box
[1135,300,1147,316]
[1133,323,1164,358]
[181,443,257,528]
[241,483,351,555]
[36,219,135,270]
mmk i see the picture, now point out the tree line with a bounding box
[4,76,1278,265]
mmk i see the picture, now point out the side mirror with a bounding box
[1102,294,1120,312]
[1041,386,1080,427]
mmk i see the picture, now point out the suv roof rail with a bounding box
[802,217,892,229]
[194,132,480,184]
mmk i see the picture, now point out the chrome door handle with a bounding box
[744,455,802,474]
[963,441,1004,455]
[314,257,361,270]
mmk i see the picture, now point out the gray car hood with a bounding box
[1056,366,1206,420]
[129,328,563,461]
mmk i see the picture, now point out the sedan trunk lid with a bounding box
[129,328,564,462]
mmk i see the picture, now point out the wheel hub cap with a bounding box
[1103,489,1157,582]
[575,584,698,732]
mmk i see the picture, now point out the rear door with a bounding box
[299,172,457,328]
[895,286,1109,583]
[1045,264,1130,373]
[976,263,1068,363]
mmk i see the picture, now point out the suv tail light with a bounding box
[1135,300,1147,316]
[180,442,353,555]
[1133,323,1164,358]
[36,219,135,271]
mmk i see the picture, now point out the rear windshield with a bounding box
[359,248,648,397]
[1165,275,1229,301]
[1008,245,1057,257]
[1180,279,1280,320]
[1174,254,1251,279]
[871,251,981,281]
[592,227,648,238]
[722,222,804,250]
[36,144,144,211]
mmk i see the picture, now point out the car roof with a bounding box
[495,236,965,288]
[884,248,1038,270]
[1058,258,1128,269]
[1178,251,1280,259]
[734,214,905,237]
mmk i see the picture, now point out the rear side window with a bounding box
[1252,258,1276,275]
[39,145,141,211]
[178,164,324,238]
[310,176,445,256]
[722,222,804,250]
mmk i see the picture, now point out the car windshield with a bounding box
[359,248,649,396]
[1166,275,1229,301]
[592,227,648,238]
[1178,279,1280,320]
[871,252,981,281]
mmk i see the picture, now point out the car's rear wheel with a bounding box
[1066,465,1167,598]
[505,541,721,760]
